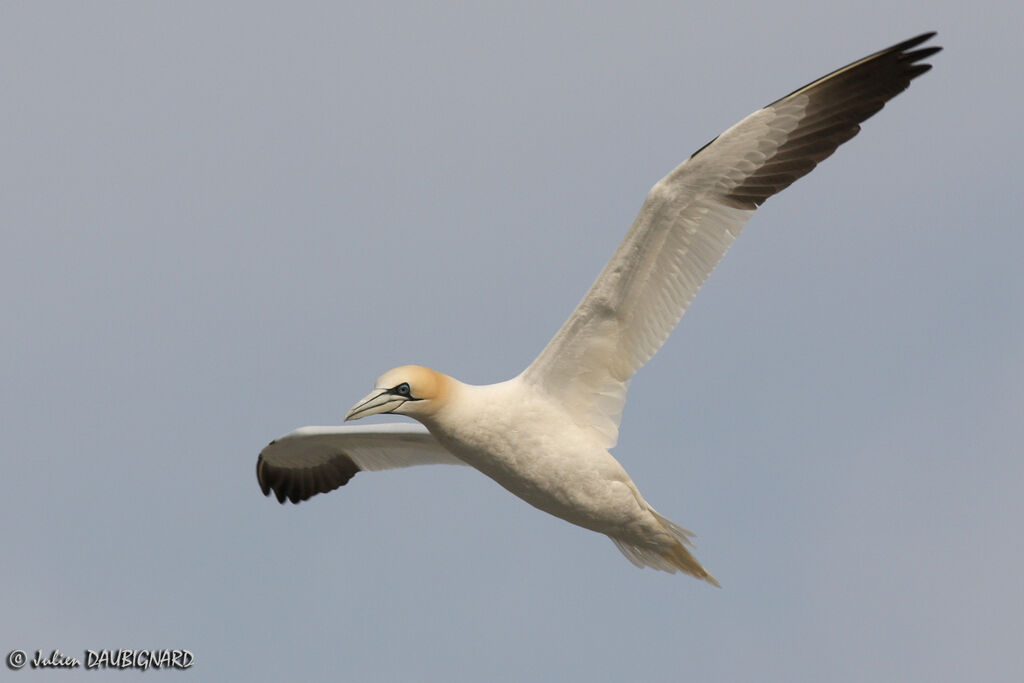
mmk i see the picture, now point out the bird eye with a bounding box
[394,382,411,396]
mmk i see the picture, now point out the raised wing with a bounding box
[257,423,465,504]
[521,33,940,447]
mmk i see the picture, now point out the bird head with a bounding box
[344,365,452,421]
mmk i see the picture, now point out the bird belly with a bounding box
[429,404,652,537]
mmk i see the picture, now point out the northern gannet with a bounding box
[257,33,940,584]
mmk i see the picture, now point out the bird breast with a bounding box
[420,377,643,532]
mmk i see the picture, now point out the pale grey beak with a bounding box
[345,388,405,421]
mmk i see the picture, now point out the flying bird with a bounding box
[257,33,940,584]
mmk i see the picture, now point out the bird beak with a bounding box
[345,389,403,421]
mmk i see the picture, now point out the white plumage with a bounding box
[258,33,940,584]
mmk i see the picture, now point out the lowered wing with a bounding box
[257,423,465,504]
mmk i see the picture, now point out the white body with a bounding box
[426,377,657,540]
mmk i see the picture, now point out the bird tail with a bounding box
[609,511,720,587]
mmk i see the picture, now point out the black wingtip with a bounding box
[702,31,942,210]
[898,31,937,48]
[256,456,271,497]
[256,443,363,505]
[883,32,940,59]
[904,47,943,65]
[689,33,941,163]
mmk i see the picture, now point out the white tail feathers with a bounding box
[609,511,720,586]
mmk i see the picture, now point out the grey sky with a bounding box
[3,2,1021,681]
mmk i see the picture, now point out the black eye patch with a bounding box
[392,382,412,397]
